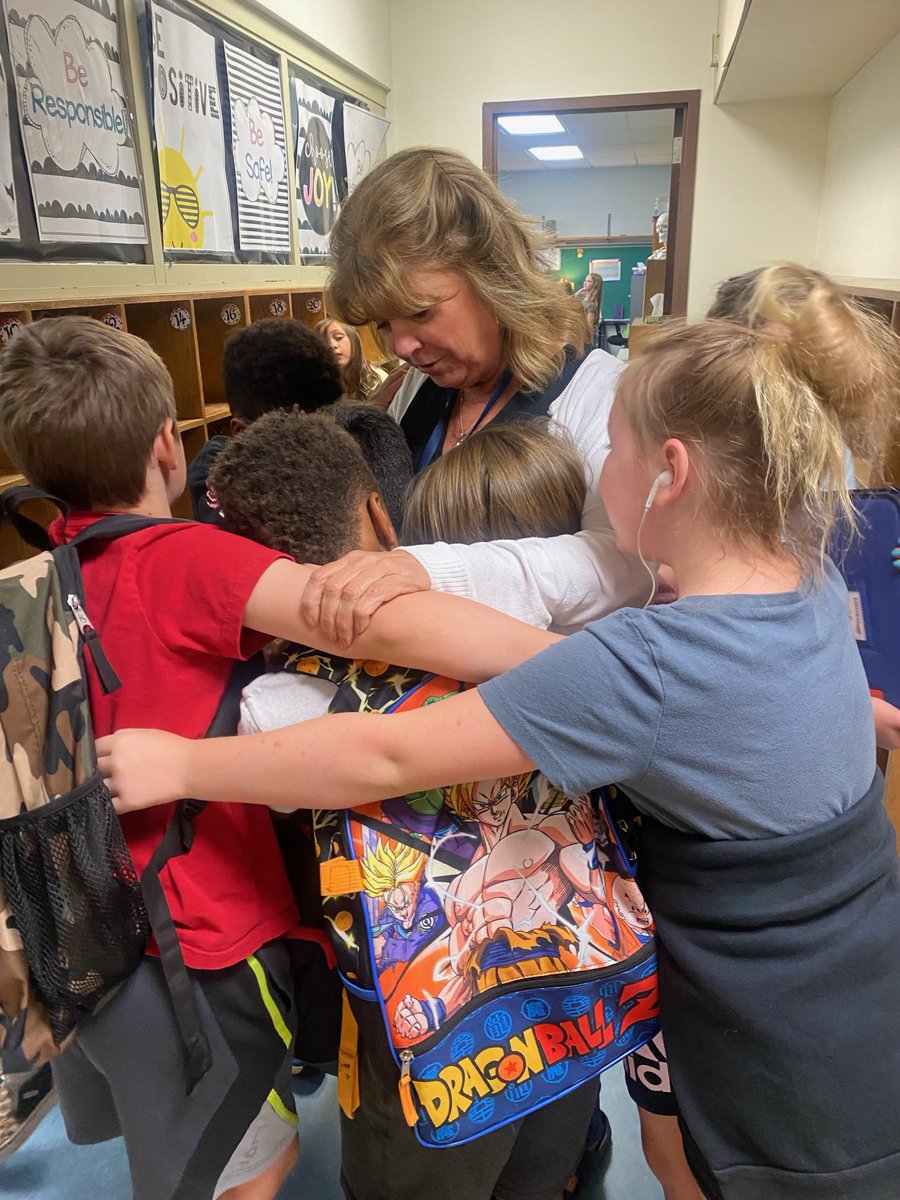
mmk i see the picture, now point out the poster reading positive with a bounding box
[3,0,147,244]
[223,43,289,253]
[150,1,234,253]
[343,105,389,196]
[294,78,337,259]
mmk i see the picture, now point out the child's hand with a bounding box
[873,697,900,752]
[892,542,899,571]
[301,549,430,646]
[96,730,190,813]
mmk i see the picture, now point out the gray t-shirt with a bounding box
[479,559,875,838]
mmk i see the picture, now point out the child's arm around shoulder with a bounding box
[244,559,560,684]
[98,688,534,814]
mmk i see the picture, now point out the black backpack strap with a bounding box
[1,486,68,552]
[69,513,188,546]
[138,652,265,1094]
[56,516,189,694]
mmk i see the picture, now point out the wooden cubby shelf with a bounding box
[0,286,326,567]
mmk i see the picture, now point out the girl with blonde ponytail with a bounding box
[101,266,900,1200]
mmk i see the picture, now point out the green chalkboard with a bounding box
[559,243,651,320]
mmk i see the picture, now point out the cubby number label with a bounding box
[0,319,22,344]
[169,307,192,331]
[269,298,288,316]
[101,312,123,330]
[221,304,242,326]
[306,297,322,313]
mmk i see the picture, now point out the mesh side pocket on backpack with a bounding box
[0,775,148,1045]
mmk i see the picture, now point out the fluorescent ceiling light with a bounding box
[498,115,564,136]
[529,144,583,161]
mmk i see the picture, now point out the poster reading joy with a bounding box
[293,78,337,258]
[3,0,147,244]
[223,42,289,253]
[149,0,233,253]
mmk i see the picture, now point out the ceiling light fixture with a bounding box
[498,115,565,136]
[529,144,583,162]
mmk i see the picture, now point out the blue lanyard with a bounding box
[416,370,513,471]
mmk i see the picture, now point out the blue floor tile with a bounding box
[1,1069,662,1199]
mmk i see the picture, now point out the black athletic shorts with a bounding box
[53,940,297,1200]
[624,1031,679,1117]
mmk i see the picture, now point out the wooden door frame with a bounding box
[483,91,701,318]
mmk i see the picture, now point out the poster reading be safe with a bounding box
[223,41,289,253]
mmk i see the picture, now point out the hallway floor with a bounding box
[0,1066,662,1199]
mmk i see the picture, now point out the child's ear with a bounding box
[154,418,181,471]
[367,492,398,550]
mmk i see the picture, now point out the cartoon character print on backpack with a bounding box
[349,776,651,1045]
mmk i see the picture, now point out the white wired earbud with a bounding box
[637,470,674,608]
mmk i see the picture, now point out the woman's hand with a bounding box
[367,364,410,411]
[96,730,191,814]
[301,549,431,646]
[873,697,900,752]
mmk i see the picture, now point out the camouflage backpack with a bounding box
[0,489,221,1087]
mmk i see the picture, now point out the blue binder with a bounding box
[831,489,900,707]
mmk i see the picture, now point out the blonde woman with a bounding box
[315,317,387,401]
[303,146,648,641]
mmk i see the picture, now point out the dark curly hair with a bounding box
[208,410,377,563]
[325,401,413,530]
[222,318,344,422]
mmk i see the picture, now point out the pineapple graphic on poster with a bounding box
[149,1,233,253]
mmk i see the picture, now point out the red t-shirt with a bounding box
[50,513,299,970]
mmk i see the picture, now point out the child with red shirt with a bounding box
[0,317,532,1200]
[0,316,301,1200]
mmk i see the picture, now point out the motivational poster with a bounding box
[0,54,18,239]
[342,104,388,196]
[223,42,288,252]
[293,78,336,258]
[150,0,233,252]
[3,0,147,243]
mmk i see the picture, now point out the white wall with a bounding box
[816,30,900,282]
[250,0,392,86]
[388,0,830,314]
[499,166,671,238]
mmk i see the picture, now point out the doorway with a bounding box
[483,92,700,323]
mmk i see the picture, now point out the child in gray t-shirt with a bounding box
[99,266,900,1200]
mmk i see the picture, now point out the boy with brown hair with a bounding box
[0,317,530,1200]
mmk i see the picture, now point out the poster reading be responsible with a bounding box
[3,0,147,243]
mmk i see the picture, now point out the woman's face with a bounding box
[374,268,504,391]
[325,322,352,368]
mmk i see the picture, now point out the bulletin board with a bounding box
[559,242,652,320]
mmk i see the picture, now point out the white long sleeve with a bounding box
[395,351,650,632]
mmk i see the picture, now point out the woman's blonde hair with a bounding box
[326,147,589,392]
[624,264,900,567]
[402,420,586,545]
[315,317,383,400]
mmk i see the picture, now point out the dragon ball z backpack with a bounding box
[277,647,660,1148]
